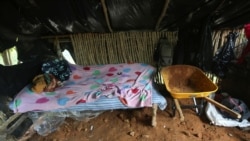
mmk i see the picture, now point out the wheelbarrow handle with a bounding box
[204,97,241,119]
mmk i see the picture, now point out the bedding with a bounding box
[12,63,167,113]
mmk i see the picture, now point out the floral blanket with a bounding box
[13,63,156,113]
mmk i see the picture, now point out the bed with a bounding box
[7,62,167,137]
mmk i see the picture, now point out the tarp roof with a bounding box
[0,0,250,46]
[0,0,250,37]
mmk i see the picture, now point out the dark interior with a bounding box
[0,0,250,139]
[0,0,249,106]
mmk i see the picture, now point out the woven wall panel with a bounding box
[70,31,178,65]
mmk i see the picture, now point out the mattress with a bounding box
[11,63,167,113]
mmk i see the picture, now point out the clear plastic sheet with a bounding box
[28,110,104,136]
[212,32,238,78]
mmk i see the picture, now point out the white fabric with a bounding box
[62,49,76,64]
[205,93,250,127]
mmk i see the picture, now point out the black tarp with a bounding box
[0,0,250,51]
[0,0,249,37]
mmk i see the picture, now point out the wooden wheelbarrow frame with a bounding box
[161,65,241,121]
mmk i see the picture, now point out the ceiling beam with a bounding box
[101,0,113,32]
[155,0,170,31]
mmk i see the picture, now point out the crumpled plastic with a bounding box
[28,110,103,136]
[212,32,238,78]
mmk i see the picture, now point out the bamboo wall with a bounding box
[69,29,246,66]
[64,29,247,85]
[70,32,178,65]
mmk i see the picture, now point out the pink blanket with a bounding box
[13,63,156,113]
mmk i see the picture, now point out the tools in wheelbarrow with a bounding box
[161,65,241,121]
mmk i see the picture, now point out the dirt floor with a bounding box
[26,95,250,141]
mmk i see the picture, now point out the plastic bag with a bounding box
[206,93,250,127]
[28,110,104,136]
[28,112,65,136]
[153,38,173,67]
[220,97,250,121]
[212,32,238,78]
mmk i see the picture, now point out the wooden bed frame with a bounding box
[0,104,159,140]
[0,31,177,140]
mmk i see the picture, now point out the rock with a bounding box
[141,134,150,138]
[124,119,130,123]
[103,118,108,123]
[65,132,70,137]
[228,133,233,137]
[180,121,186,125]
[76,124,83,132]
[90,125,94,131]
[167,128,173,132]
[194,133,202,138]
[118,113,124,120]
[128,131,135,136]
[203,124,206,129]
[182,131,191,137]
[130,117,136,123]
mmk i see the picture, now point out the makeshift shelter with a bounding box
[0,0,250,140]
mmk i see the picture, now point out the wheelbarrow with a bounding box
[161,65,241,121]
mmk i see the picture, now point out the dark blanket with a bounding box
[0,60,42,99]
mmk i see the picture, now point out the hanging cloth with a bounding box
[237,24,250,64]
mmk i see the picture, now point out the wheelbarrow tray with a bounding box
[161,65,218,99]
[161,65,241,119]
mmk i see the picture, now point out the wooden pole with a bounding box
[155,0,170,31]
[204,97,241,119]
[174,99,185,121]
[152,103,158,127]
[101,0,113,32]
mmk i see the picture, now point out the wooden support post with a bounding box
[152,103,158,127]
[54,37,63,59]
[174,99,184,121]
